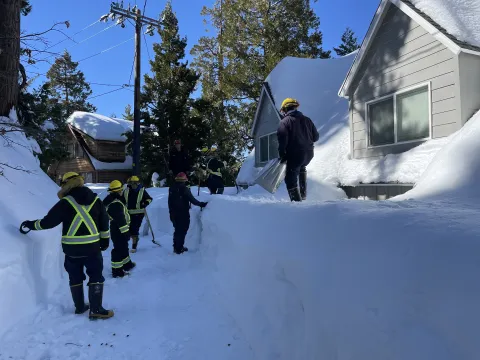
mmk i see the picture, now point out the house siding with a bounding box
[458,52,480,125]
[253,88,281,167]
[348,3,460,159]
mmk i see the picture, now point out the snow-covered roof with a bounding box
[239,51,452,187]
[339,0,480,98]
[67,111,133,142]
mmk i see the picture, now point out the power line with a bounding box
[142,0,148,15]
[87,86,129,100]
[44,19,100,51]
[25,71,132,88]
[77,37,134,62]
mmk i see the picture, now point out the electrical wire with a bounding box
[143,0,148,14]
[26,71,132,88]
[87,86,128,100]
[143,32,152,62]
[77,37,134,62]
[44,19,100,51]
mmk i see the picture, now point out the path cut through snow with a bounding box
[0,232,254,360]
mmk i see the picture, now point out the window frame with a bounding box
[258,131,278,164]
[365,81,432,149]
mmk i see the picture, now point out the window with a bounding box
[258,133,278,163]
[366,83,430,147]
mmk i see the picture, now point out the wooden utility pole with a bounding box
[105,2,161,176]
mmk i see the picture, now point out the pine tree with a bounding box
[141,2,210,182]
[334,27,360,56]
[122,104,134,120]
[45,50,96,121]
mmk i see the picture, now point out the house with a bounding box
[239,0,480,200]
[47,111,134,184]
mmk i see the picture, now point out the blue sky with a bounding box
[23,0,380,117]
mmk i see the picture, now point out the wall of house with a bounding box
[96,171,131,184]
[348,3,460,159]
[95,141,127,162]
[253,90,281,167]
[341,184,414,200]
[458,52,480,125]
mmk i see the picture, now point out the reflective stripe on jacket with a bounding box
[124,187,147,214]
[106,199,131,233]
[61,196,100,245]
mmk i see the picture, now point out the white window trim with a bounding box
[365,81,432,149]
[258,131,277,163]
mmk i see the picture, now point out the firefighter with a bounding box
[168,172,207,254]
[277,98,319,202]
[20,172,114,319]
[103,180,136,278]
[202,147,226,195]
[169,139,191,177]
[124,176,152,253]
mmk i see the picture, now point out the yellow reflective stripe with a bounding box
[146,199,152,204]
[111,261,124,269]
[123,188,129,204]
[62,235,100,245]
[106,199,131,229]
[70,283,83,288]
[100,230,110,238]
[119,225,130,233]
[128,209,145,214]
[136,188,144,209]
[64,196,99,237]
[34,220,43,230]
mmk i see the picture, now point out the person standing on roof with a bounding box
[103,180,136,278]
[20,172,114,319]
[124,176,152,253]
[202,146,226,194]
[277,98,319,202]
[169,139,191,177]
[168,172,207,254]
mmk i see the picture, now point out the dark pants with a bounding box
[64,252,105,286]
[207,175,224,194]
[171,214,190,251]
[285,149,314,190]
[129,214,144,236]
[111,231,130,270]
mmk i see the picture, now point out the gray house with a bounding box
[339,0,480,161]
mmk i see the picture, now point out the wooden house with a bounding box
[48,112,134,184]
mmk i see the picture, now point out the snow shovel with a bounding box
[254,158,287,194]
[144,209,160,247]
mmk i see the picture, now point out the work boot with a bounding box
[182,246,189,252]
[287,187,302,202]
[88,283,114,320]
[173,247,184,255]
[123,260,136,272]
[299,171,307,200]
[70,284,89,315]
[112,267,127,278]
[130,236,139,253]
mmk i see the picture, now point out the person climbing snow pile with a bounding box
[20,172,114,319]
[202,146,226,195]
[168,172,207,254]
[277,98,319,202]
[123,176,152,253]
[169,139,191,177]
[103,180,136,278]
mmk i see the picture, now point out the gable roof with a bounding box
[339,0,480,98]
[67,111,133,142]
[250,83,281,136]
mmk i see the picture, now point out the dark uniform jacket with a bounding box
[277,110,319,159]
[32,186,110,257]
[123,185,152,215]
[206,157,224,177]
[103,193,130,241]
[169,148,190,176]
[168,182,203,219]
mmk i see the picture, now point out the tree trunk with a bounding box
[0,0,21,117]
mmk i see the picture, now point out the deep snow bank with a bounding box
[397,110,480,203]
[201,196,480,360]
[0,111,63,336]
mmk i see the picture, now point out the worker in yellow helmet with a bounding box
[20,172,113,319]
[277,98,319,202]
[124,175,152,252]
[103,180,136,278]
[200,146,226,194]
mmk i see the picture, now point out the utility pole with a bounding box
[102,2,161,176]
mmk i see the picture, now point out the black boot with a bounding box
[88,283,114,320]
[182,246,189,252]
[287,187,302,202]
[123,259,136,272]
[299,170,307,200]
[70,284,89,314]
[112,267,127,278]
[173,247,184,254]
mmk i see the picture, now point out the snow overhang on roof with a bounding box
[338,0,480,99]
[67,111,134,142]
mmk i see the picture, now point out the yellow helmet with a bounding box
[281,98,299,111]
[128,175,140,183]
[61,172,82,186]
[201,146,217,153]
[108,180,123,192]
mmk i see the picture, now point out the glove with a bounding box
[279,156,287,164]
[141,201,148,208]
[200,202,208,208]
[100,238,109,251]
[22,220,35,230]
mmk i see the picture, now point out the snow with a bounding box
[85,149,133,170]
[397,109,480,202]
[239,52,450,189]
[41,120,56,131]
[67,111,133,142]
[0,110,63,337]
[410,0,480,48]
